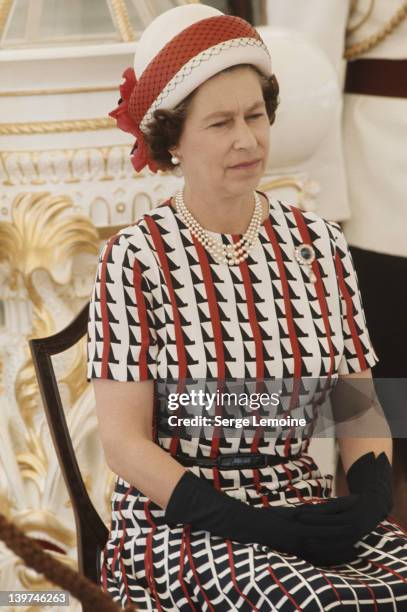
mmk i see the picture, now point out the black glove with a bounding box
[267,503,361,566]
[271,495,360,526]
[300,452,393,543]
[164,470,359,566]
[346,451,393,538]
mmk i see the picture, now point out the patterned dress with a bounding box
[86,193,407,611]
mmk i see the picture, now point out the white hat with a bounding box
[109,4,271,172]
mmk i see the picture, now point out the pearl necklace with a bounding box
[175,189,263,266]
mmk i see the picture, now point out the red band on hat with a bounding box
[128,15,263,126]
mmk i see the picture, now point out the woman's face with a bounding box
[172,66,270,198]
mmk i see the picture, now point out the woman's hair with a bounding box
[143,64,280,172]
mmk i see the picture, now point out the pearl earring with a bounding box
[171,155,180,165]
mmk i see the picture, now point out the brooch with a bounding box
[294,244,317,283]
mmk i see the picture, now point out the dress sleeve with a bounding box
[329,223,379,375]
[86,232,158,382]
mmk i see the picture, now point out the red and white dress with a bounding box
[87,193,407,611]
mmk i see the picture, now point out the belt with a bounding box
[345,58,407,98]
[174,452,300,470]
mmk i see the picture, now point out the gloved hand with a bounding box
[272,494,360,522]
[299,452,393,543]
[346,451,393,537]
[270,498,361,566]
[164,470,360,566]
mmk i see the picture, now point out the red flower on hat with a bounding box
[109,67,158,173]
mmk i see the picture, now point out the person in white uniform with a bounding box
[340,0,407,528]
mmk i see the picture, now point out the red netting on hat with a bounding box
[130,15,262,124]
[109,15,264,173]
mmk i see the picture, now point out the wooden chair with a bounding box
[29,302,108,610]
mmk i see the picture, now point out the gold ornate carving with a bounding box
[98,224,128,239]
[0,192,99,293]
[0,487,12,519]
[92,179,310,239]
[0,85,118,97]
[0,0,13,36]
[260,177,304,192]
[13,510,76,549]
[60,336,90,406]
[259,176,319,212]
[0,192,101,587]
[0,145,144,186]
[0,117,115,136]
[108,0,136,42]
[17,450,48,488]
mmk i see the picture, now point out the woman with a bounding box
[86,4,407,610]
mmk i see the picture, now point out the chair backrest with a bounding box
[29,302,108,595]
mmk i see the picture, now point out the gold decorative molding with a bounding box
[0,191,101,582]
[96,179,310,238]
[17,450,48,489]
[98,223,129,239]
[1,191,99,426]
[108,0,136,42]
[13,510,76,549]
[0,85,118,97]
[0,192,99,290]
[0,192,100,528]
[0,145,146,186]
[0,0,13,37]
[60,335,89,407]
[260,177,304,193]
[0,117,115,136]
[0,189,126,597]
[259,176,318,212]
